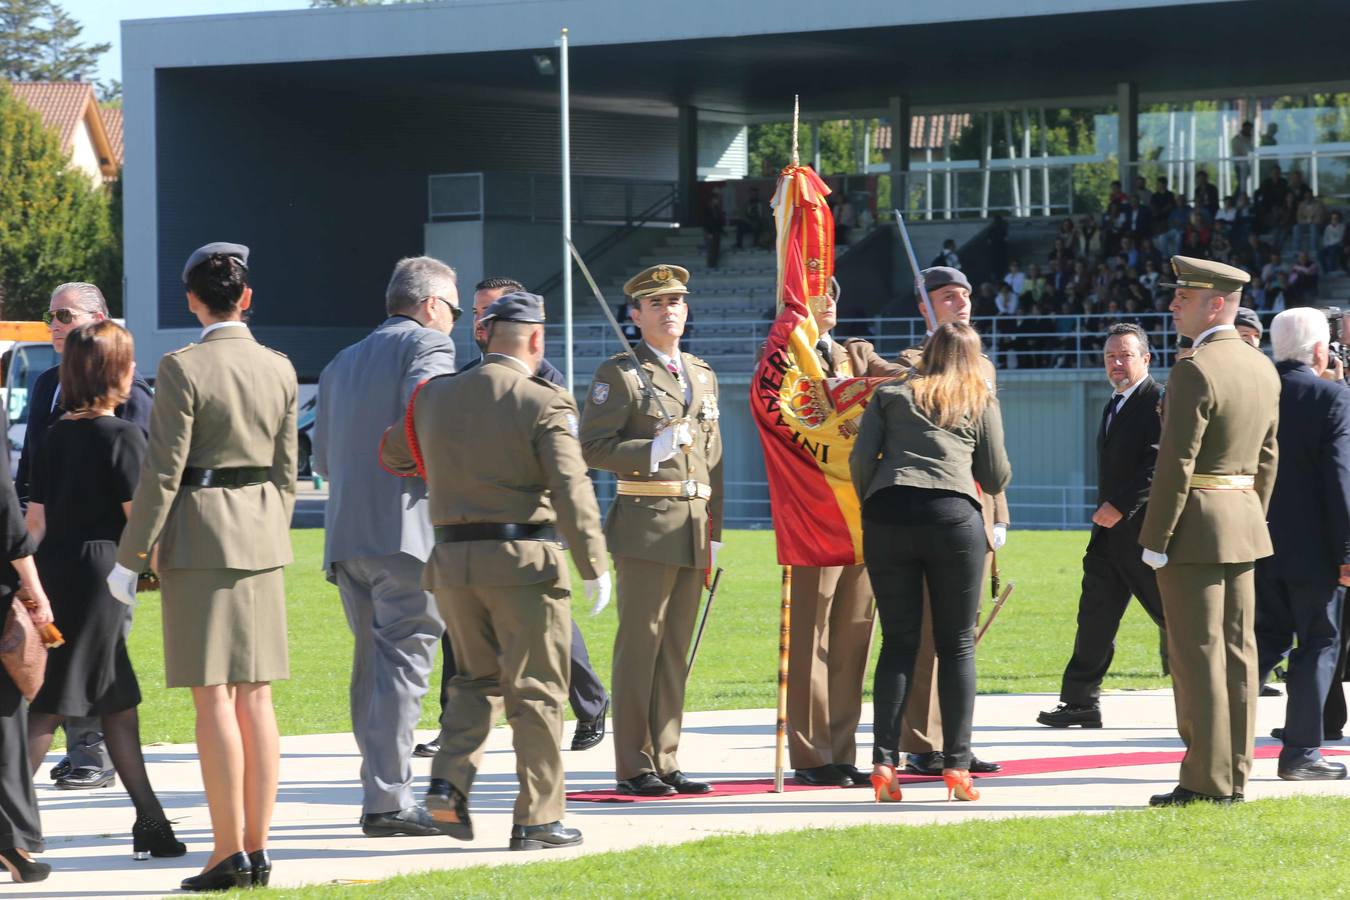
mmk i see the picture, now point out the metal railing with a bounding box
[1124,147,1350,204]
[544,311,1182,378]
[428,172,678,225]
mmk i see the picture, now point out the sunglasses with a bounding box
[429,296,462,322]
[42,308,89,326]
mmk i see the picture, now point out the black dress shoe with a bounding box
[570,699,608,751]
[180,852,252,892]
[360,806,443,837]
[425,778,474,840]
[248,850,271,887]
[55,767,115,790]
[1278,759,1349,781]
[1037,702,1103,729]
[792,765,851,787]
[1148,786,1233,807]
[832,764,873,786]
[660,770,713,794]
[969,756,1002,774]
[412,739,440,758]
[509,821,582,851]
[49,756,72,781]
[903,751,945,777]
[1260,683,1283,697]
[616,773,676,796]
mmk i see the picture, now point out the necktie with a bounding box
[1105,393,1124,433]
[816,339,835,377]
[666,361,687,394]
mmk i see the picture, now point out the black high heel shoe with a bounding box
[180,852,251,892]
[132,816,187,860]
[248,850,271,887]
[0,848,52,884]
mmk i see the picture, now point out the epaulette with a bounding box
[530,374,566,393]
[267,346,290,359]
[166,342,198,355]
[685,352,711,368]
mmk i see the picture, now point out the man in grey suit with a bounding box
[313,256,460,837]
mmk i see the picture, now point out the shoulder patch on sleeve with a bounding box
[590,381,610,405]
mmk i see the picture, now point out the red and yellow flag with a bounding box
[751,165,886,567]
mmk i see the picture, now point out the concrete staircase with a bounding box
[1319,272,1350,310]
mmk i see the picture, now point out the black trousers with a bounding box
[1059,518,1166,704]
[1255,566,1344,765]
[1326,593,1350,737]
[0,672,43,853]
[864,507,985,770]
[439,618,608,722]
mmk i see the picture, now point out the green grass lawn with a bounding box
[122,529,1163,745]
[263,796,1350,898]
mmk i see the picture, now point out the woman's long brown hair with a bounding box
[911,322,992,429]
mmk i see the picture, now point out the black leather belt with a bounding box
[180,466,270,488]
[434,523,558,543]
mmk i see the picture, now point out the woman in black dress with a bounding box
[24,321,185,860]
[1,429,54,884]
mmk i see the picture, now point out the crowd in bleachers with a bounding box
[968,159,1349,369]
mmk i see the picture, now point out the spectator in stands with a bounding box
[1004,259,1026,296]
[1138,237,1163,272]
[1194,170,1219,218]
[1161,198,1189,259]
[1270,193,1297,253]
[1232,192,1256,245]
[1239,233,1271,274]
[1119,237,1140,271]
[1231,121,1256,194]
[1262,253,1290,285]
[1108,180,1130,208]
[1320,211,1346,275]
[987,214,1009,277]
[1295,192,1328,255]
[1255,164,1289,231]
[1150,177,1176,231]
[1140,260,1161,294]
[1134,176,1151,210]
[1215,195,1238,231]
[1210,229,1234,266]
[1182,210,1212,256]
[734,188,768,251]
[836,197,858,246]
[1025,264,1049,305]
[1260,123,1280,178]
[1128,200,1152,240]
[932,239,961,270]
[1267,271,1290,312]
[1288,169,1308,201]
[973,282,998,320]
[1102,202,1127,256]
[1289,252,1321,306]
[995,283,1019,316]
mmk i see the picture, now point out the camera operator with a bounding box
[1325,308,1350,383]
[1255,307,1350,780]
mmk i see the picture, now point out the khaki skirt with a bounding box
[159,567,290,688]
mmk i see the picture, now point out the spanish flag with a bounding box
[751,165,885,567]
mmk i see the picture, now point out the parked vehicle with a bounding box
[1,322,58,471]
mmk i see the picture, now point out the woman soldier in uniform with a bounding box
[109,243,298,892]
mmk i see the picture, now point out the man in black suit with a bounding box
[15,282,152,790]
[1256,308,1350,781]
[1038,323,1165,728]
[413,276,611,758]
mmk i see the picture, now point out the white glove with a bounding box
[584,571,613,616]
[1141,548,1168,570]
[992,524,1008,551]
[710,540,722,571]
[650,420,694,472]
[106,563,138,607]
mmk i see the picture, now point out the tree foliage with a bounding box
[0,0,109,82]
[747,120,866,178]
[0,84,119,319]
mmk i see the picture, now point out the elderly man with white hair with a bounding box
[1255,307,1350,781]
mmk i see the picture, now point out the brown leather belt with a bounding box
[616,479,712,500]
[434,523,558,543]
[180,466,269,488]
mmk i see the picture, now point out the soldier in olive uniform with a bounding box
[579,264,724,797]
[380,291,609,850]
[844,266,1007,776]
[1140,257,1280,807]
[787,284,875,788]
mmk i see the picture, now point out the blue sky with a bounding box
[63,1,312,85]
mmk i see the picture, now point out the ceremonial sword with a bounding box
[892,208,938,327]
[685,567,724,678]
[565,237,677,427]
[975,582,1014,646]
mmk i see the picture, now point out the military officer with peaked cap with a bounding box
[1139,255,1280,807]
[579,263,724,797]
[380,290,610,849]
[843,265,1007,777]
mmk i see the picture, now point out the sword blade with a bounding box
[892,209,937,327]
[685,567,723,677]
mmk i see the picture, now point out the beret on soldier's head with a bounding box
[624,264,690,301]
[1158,255,1250,294]
[481,290,547,325]
[1234,307,1262,336]
[182,242,249,283]
[921,266,971,294]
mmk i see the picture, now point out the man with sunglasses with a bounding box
[412,277,612,760]
[15,282,153,791]
[312,256,459,837]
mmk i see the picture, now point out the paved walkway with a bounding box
[22,689,1350,897]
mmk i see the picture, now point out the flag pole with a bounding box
[560,27,574,394]
[773,95,802,796]
[774,564,792,792]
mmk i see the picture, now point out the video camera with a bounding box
[1325,307,1350,374]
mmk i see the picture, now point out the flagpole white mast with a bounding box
[560,27,574,393]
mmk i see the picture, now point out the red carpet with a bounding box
[566,745,1350,803]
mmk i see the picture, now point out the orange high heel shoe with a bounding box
[869,766,903,803]
[943,769,980,802]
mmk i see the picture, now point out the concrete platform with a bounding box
[21,689,1350,897]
